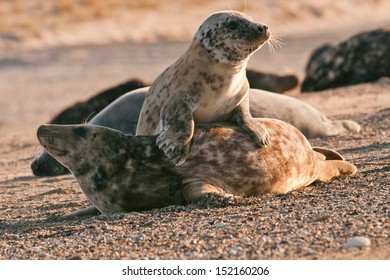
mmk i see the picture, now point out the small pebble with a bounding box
[213,222,226,228]
[128,233,145,241]
[228,246,240,255]
[343,236,371,249]
[144,220,154,226]
[68,255,83,260]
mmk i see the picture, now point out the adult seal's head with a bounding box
[194,10,270,65]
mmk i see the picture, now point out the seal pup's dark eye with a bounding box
[226,20,239,30]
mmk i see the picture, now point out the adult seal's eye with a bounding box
[226,20,239,30]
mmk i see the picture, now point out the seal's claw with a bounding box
[159,142,168,150]
[170,144,190,166]
[156,132,170,150]
[251,127,270,147]
[237,118,270,147]
[156,135,166,148]
[156,132,188,166]
[163,144,177,160]
[162,143,189,167]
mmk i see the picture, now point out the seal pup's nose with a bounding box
[258,24,268,35]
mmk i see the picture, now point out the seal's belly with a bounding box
[193,94,244,123]
[193,105,233,122]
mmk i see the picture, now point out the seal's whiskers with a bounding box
[31,144,44,157]
[267,32,284,54]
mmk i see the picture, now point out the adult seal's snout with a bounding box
[37,124,47,137]
[37,125,51,144]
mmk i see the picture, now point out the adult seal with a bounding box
[136,11,271,166]
[37,119,357,215]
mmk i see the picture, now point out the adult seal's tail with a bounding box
[136,11,271,166]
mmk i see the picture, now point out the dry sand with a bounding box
[2,0,390,50]
[0,1,389,260]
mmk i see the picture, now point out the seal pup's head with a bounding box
[194,10,270,65]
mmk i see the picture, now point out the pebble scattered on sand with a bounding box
[213,222,226,228]
[343,236,371,249]
[144,220,154,226]
[228,246,241,255]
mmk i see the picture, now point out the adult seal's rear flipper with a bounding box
[312,147,344,160]
[316,160,357,182]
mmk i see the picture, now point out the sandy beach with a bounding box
[0,0,389,260]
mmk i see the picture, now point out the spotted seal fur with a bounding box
[136,11,271,166]
[37,119,357,215]
[302,28,390,92]
[32,87,361,177]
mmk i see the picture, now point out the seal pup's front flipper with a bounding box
[156,99,195,166]
[232,95,270,146]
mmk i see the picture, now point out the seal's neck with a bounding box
[129,135,176,170]
[186,40,248,73]
[118,135,185,211]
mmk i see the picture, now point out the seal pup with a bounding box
[136,11,271,166]
[31,87,361,177]
[37,119,357,214]
[302,28,390,92]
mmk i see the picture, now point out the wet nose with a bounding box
[258,24,268,35]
